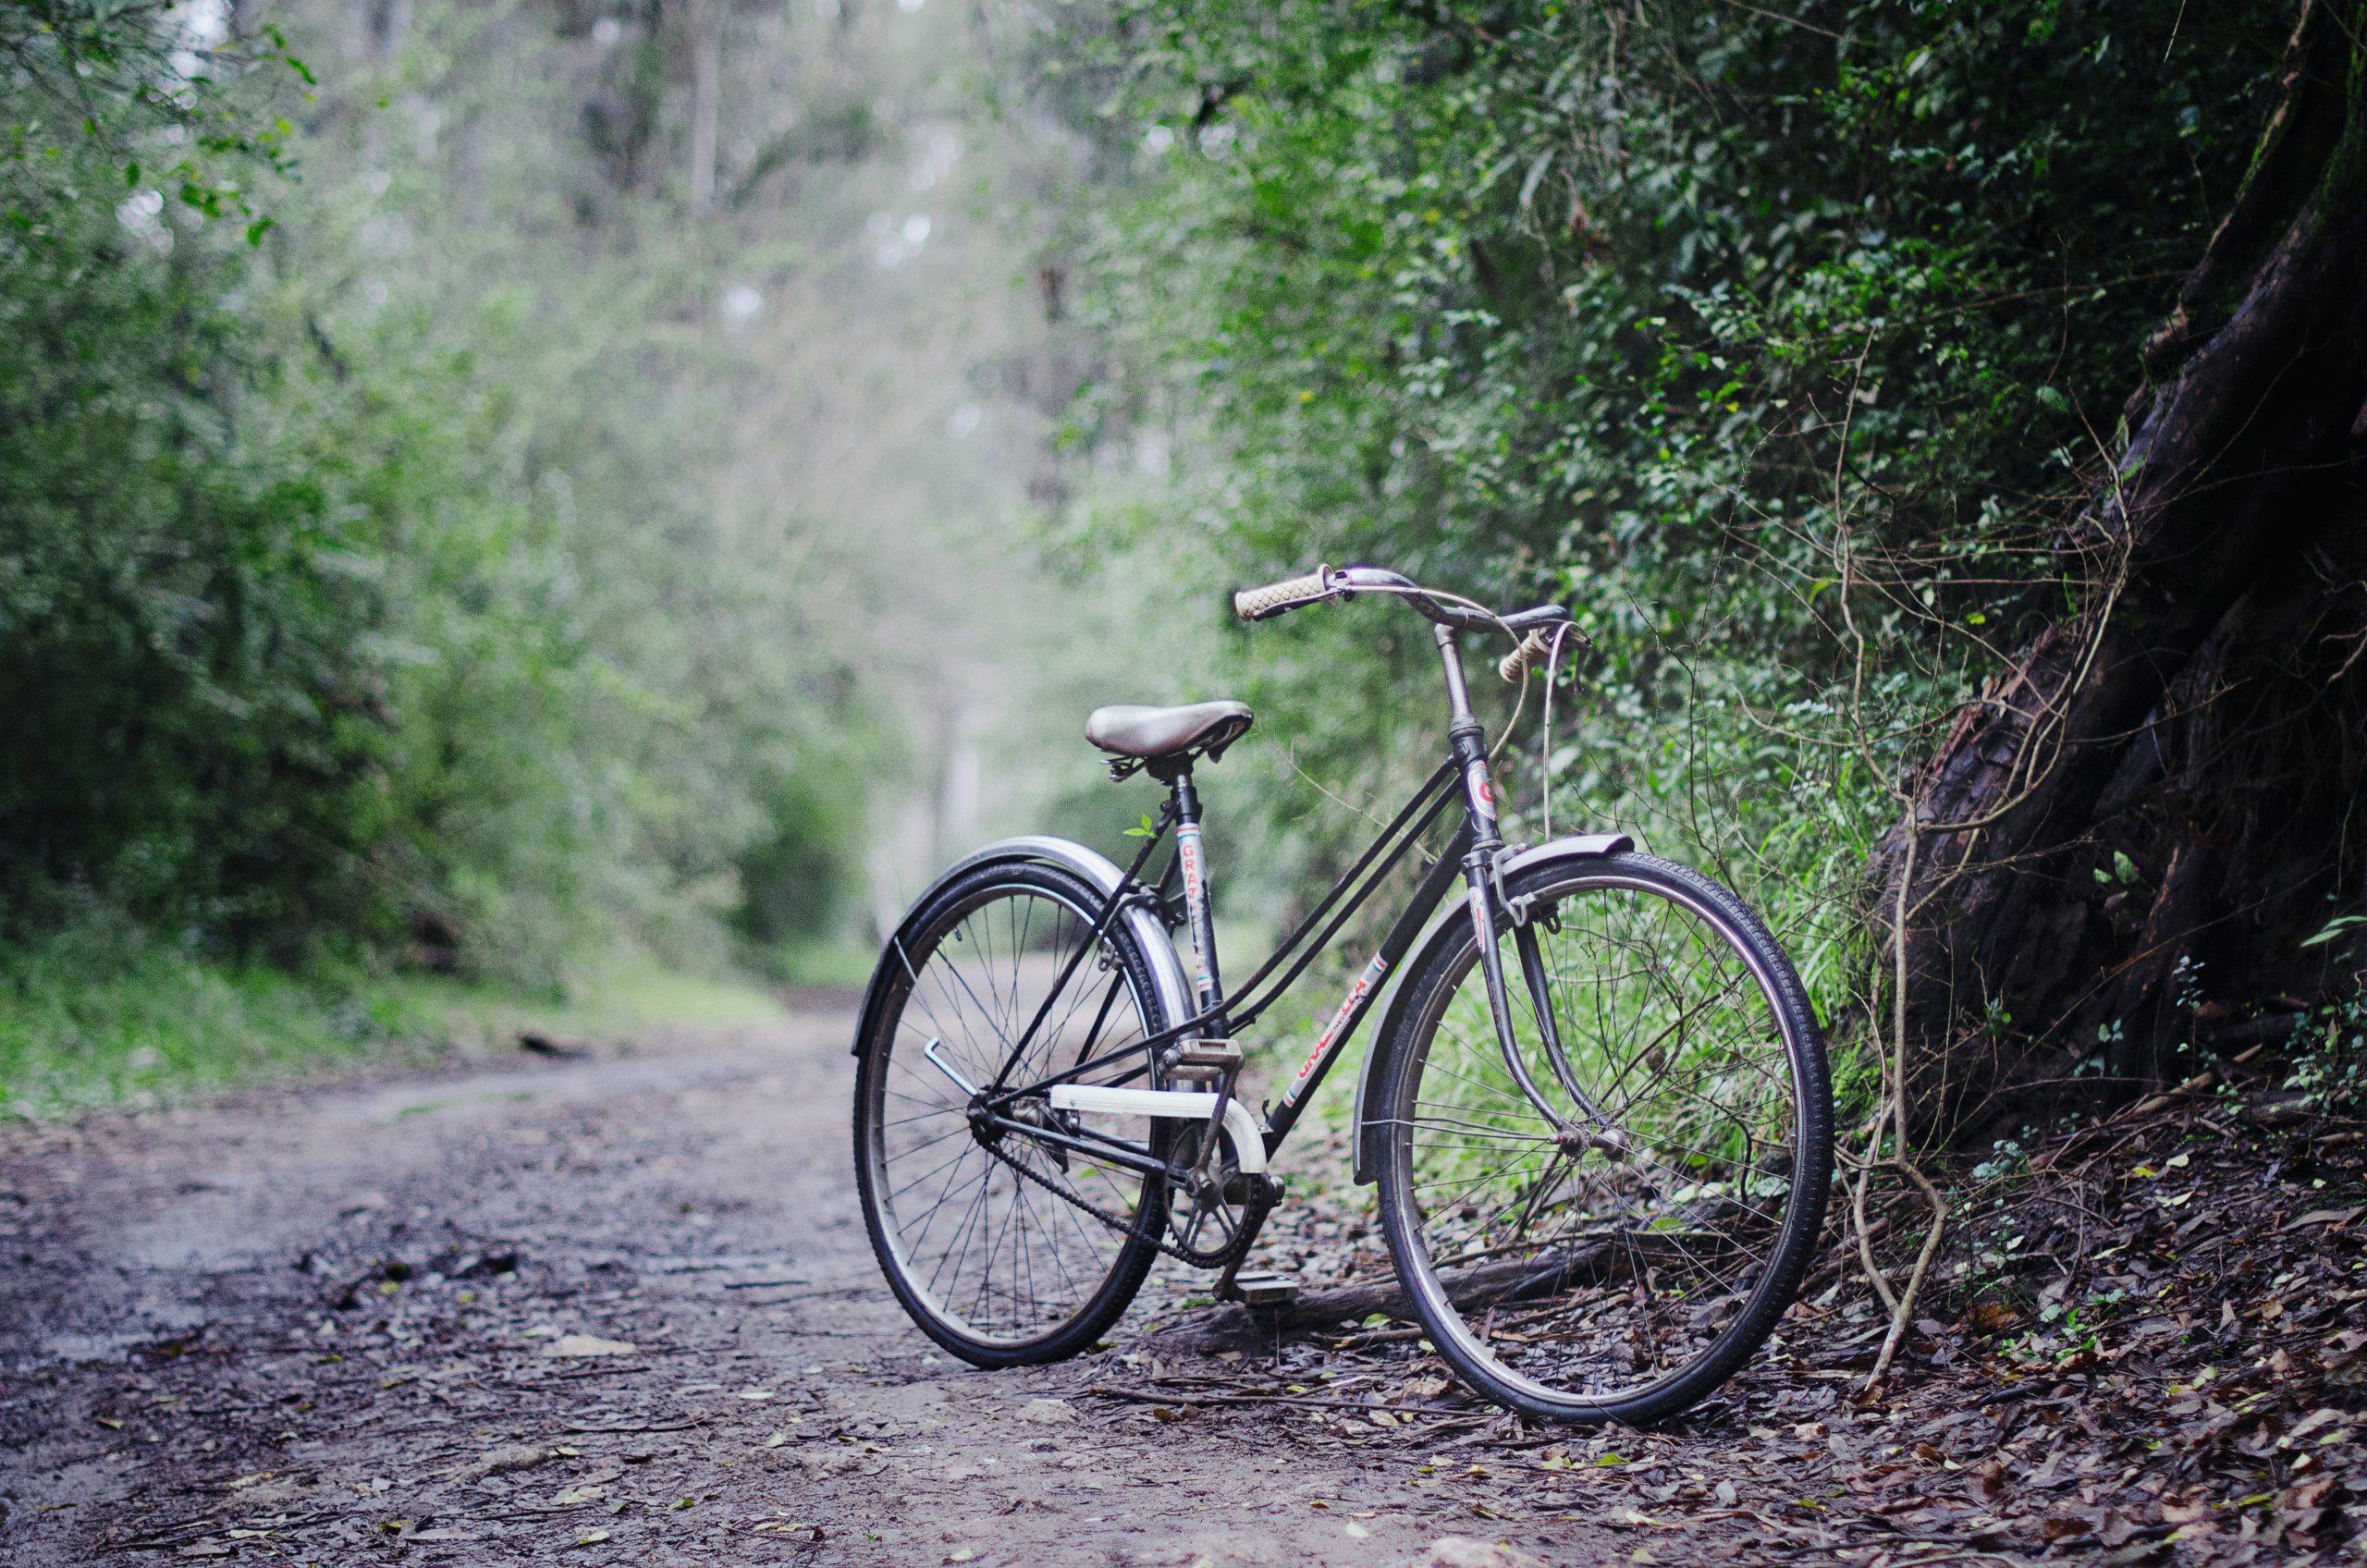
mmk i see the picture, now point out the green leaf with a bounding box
[2300,913,2367,949]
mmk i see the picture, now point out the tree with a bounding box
[1870,0,2367,1132]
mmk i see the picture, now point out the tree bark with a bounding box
[1871,0,2367,1134]
[688,0,722,214]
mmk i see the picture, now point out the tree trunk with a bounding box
[1871,0,2367,1136]
[688,0,722,214]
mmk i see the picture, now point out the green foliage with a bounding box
[0,0,889,996]
[2284,995,2367,1113]
[1049,0,2291,1034]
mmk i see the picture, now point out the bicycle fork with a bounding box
[1435,625,1628,1158]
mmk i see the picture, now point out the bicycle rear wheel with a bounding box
[1373,850,1831,1425]
[853,860,1173,1366]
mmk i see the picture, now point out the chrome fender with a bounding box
[1349,833,1633,1183]
[852,836,1192,1058]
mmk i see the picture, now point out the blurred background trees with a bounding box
[1,0,1141,1013]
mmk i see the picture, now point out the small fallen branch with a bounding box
[1138,1242,1630,1356]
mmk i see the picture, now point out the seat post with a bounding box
[1168,767,1227,1030]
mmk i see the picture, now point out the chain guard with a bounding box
[979,1123,1269,1270]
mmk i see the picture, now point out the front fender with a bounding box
[851,836,1192,1059]
[1349,832,1633,1183]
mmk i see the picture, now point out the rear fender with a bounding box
[1349,833,1633,1184]
[851,836,1192,1059]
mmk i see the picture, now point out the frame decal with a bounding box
[1280,951,1391,1108]
[1175,819,1217,1007]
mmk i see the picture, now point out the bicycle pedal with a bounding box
[1227,1270,1299,1308]
[1161,1039,1244,1083]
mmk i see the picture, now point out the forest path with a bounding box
[0,1007,1610,1566]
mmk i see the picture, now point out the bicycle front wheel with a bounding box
[854,860,1173,1367]
[1373,850,1832,1425]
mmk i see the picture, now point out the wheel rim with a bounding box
[1394,872,1811,1412]
[865,877,1163,1349]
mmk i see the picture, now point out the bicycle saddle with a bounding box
[1085,700,1253,762]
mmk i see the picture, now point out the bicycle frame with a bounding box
[970,622,1531,1175]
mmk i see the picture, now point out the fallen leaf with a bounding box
[570,1528,610,1548]
[472,1444,549,1476]
[1969,1459,2005,1502]
[1416,1537,1546,1568]
[2286,1408,2345,1443]
[1966,1302,2017,1333]
[544,1334,637,1358]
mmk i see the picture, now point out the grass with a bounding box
[0,927,792,1122]
[0,930,429,1121]
[397,956,791,1052]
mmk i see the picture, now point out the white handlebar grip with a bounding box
[1499,629,1553,682]
[1233,569,1334,620]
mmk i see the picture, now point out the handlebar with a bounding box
[1232,564,1574,680]
[1233,569,1340,621]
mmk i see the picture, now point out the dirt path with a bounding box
[11,1006,2360,1567]
[0,1009,1613,1566]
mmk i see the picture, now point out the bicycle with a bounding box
[852,565,1833,1425]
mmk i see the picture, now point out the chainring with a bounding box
[1163,1123,1255,1267]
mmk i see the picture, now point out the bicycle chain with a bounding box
[977,1134,1255,1270]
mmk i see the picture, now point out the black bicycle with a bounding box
[851,566,1833,1425]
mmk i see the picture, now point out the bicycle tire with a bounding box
[854,860,1173,1366]
[1372,849,1833,1425]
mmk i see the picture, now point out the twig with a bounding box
[1079,1383,1470,1420]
